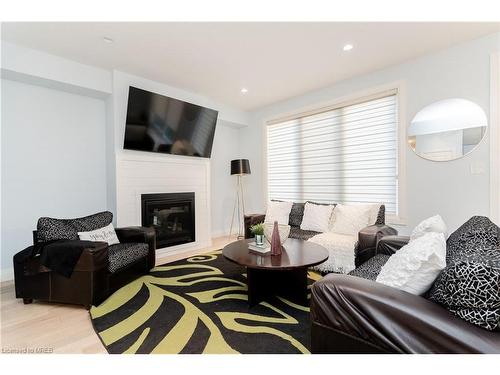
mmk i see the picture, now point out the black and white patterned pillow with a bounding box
[446,216,500,260]
[429,254,500,330]
[271,200,306,227]
[36,217,79,242]
[289,203,305,227]
[428,216,500,331]
[37,211,113,242]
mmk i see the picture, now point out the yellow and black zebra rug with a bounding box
[90,250,321,354]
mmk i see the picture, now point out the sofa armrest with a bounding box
[115,226,156,269]
[244,214,266,239]
[376,235,410,255]
[356,224,397,266]
[310,274,500,353]
[18,241,109,273]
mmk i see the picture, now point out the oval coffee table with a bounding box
[223,238,328,306]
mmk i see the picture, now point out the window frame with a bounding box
[262,81,407,225]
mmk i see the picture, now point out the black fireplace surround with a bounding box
[141,193,195,248]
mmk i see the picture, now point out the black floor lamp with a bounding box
[229,159,251,239]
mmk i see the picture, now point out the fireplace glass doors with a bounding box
[141,193,195,248]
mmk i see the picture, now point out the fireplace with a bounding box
[141,193,195,248]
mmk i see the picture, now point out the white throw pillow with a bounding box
[410,215,447,241]
[78,223,120,245]
[346,203,381,226]
[376,232,446,295]
[330,204,371,235]
[264,201,293,225]
[367,203,382,225]
[300,202,334,232]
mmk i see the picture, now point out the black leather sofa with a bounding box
[310,217,500,354]
[245,203,397,268]
[13,211,156,309]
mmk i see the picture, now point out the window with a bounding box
[266,90,399,216]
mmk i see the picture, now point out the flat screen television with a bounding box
[123,86,218,158]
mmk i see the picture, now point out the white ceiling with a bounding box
[1,22,499,111]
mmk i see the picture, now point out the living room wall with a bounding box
[1,79,108,278]
[240,32,500,234]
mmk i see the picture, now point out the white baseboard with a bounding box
[211,229,231,238]
[155,238,212,258]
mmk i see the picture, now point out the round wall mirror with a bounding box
[408,98,488,161]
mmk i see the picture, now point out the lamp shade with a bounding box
[231,159,251,175]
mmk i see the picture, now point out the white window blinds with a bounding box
[267,91,398,214]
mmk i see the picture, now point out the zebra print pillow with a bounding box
[37,211,113,242]
[289,202,305,227]
[428,216,500,331]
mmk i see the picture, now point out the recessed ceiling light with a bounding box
[103,37,114,44]
[240,88,248,94]
[343,44,353,51]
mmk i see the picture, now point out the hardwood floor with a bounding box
[0,236,235,354]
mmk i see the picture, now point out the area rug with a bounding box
[90,250,321,354]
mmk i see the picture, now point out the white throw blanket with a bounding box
[308,232,358,274]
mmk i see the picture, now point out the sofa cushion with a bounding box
[264,201,293,225]
[272,201,385,227]
[376,232,447,295]
[37,211,113,242]
[347,203,382,226]
[428,216,500,331]
[78,223,120,245]
[37,217,79,242]
[445,216,500,261]
[410,214,448,241]
[429,253,500,331]
[300,202,335,232]
[289,227,319,241]
[348,254,391,281]
[289,202,305,227]
[271,200,306,227]
[330,204,371,236]
[108,242,149,273]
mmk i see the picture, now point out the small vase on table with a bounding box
[270,221,282,256]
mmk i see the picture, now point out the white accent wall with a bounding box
[111,72,214,254]
[115,153,212,256]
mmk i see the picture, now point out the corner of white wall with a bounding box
[1,41,112,97]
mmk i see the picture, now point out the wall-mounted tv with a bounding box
[123,86,218,158]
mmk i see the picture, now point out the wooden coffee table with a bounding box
[223,238,328,306]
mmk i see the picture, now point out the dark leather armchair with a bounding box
[13,212,156,309]
[310,234,500,353]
